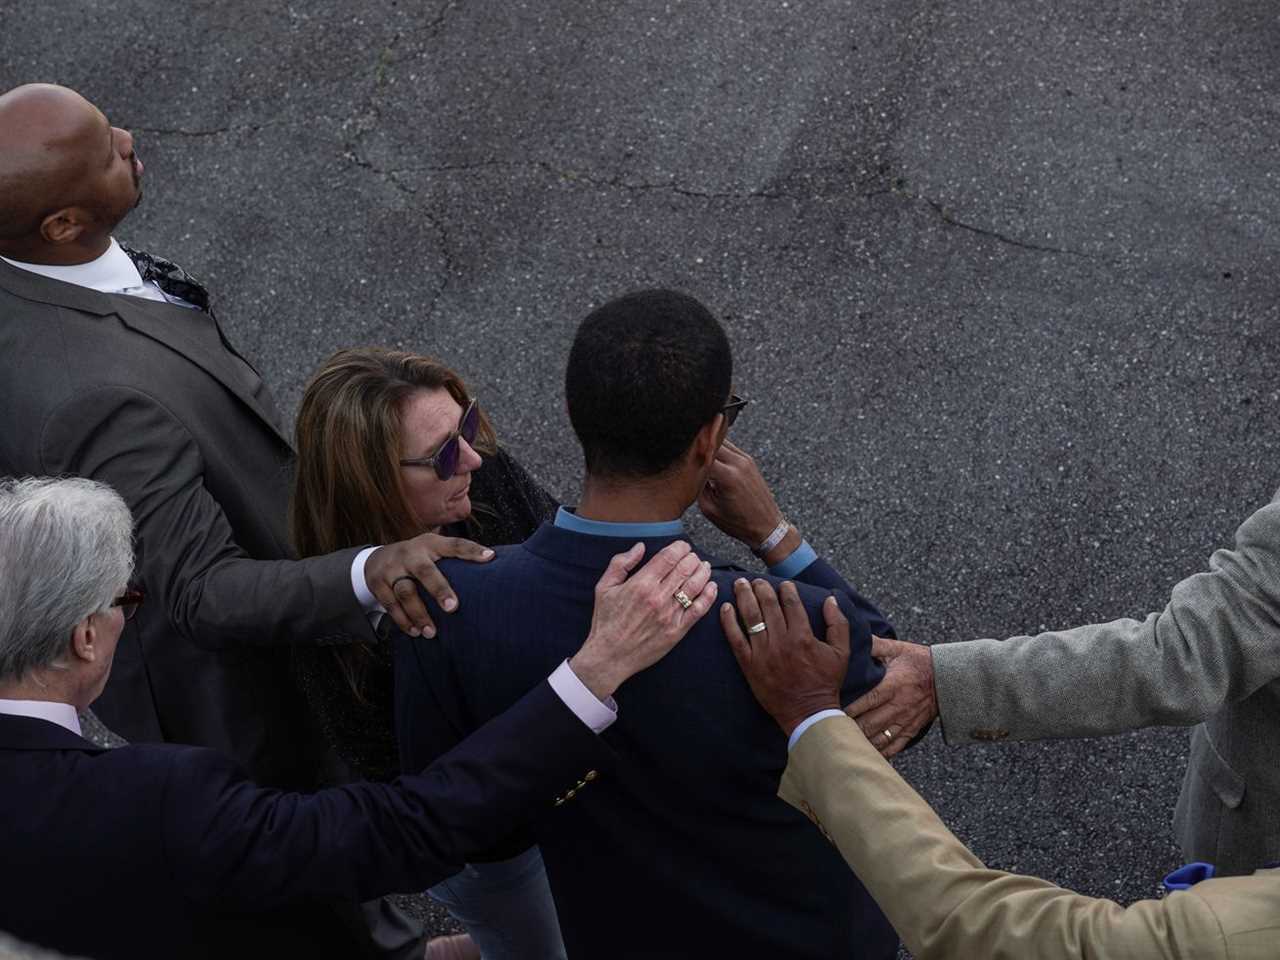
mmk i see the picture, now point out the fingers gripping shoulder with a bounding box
[411,549,512,625]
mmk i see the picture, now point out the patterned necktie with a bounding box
[118,242,211,312]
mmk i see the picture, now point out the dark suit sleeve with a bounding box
[394,626,474,775]
[794,556,896,640]
[832,592,887,705]
[392,603,549,861]
[38,384,369,649]
[803,560,934,750]
[164,681,609,908]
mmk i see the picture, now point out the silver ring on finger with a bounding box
[882,729,894,742]
[746,622,767,635]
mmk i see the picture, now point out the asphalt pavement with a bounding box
[4,0,1279,951]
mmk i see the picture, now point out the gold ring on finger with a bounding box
[673,590,692,610]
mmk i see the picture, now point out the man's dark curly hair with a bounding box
[565,288,732,479]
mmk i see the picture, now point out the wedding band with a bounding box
[882,729,894,742]
[391,575,418,590]
[746,622,767,635]
[673,590,692,610]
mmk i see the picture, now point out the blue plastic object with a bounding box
[1162,862,1216,892]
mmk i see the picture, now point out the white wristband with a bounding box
[753,519,790,557]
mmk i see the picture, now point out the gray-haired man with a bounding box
[0,477,716,960]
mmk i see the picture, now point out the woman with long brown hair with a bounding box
[291,347,564,960]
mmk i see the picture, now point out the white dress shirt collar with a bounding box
[0,238,171,303]
[0,699,82,736]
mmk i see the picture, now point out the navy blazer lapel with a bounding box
[0,258,292,449]
[0,714,106,753]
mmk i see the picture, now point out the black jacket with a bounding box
[0,683,607,959]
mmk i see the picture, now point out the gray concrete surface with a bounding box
[4,0,1279,951]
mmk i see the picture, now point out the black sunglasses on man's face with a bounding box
[399,398,481,481]
[721,393,748,429]
[111,586,145,622]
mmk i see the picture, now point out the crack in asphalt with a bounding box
[414,200,456,336]
[128,114,350,139]
[130,122,280,138]
[341,155,455,335]
[559,168,796,201]
[422,0,462,40]
[367,157,802,201]
[919,196,1101,259]
[129,1,1107,278]
[381,0,464,69]
[335,7,467,338]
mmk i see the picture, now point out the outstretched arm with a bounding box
[723,578,1279,960]
[173,540,719,909]
[850,496,1280,752]
[41,386,494,648]
[167,680,607,907]
[41,386,369,649]
[783,715,1275,960]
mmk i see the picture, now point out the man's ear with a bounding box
[69,615,99,664]
[40,208,88,245]
[690,413,726,470]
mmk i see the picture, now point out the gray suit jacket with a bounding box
[0,256,371,786]
[933,489,1280,873]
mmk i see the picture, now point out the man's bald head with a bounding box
[0,84,142,262]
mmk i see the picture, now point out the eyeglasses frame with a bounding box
[721,393,749,429]
[398,397,481,480]
[111,586,145,622]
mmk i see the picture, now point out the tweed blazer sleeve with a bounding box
[39,384,368,649]
[779,715,1280,960]
[932,493,1280,743]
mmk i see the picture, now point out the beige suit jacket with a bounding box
[780,716,1280,960]
[931,491,1280,873]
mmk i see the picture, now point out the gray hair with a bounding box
[0,477,134,683]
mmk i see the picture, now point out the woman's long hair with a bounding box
[290,346,497,699]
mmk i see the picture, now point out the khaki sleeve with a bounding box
[781,716,1256,960]
[931,497,1280,744]
[1188,872,1280,959]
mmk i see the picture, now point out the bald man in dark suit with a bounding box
[0,83,484,789]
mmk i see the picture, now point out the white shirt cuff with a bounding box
[548,659,618,733]
[350,546,385,613]
[788,709,846,752]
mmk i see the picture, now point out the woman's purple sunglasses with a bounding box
[399,398,481,480]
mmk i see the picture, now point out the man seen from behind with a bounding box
[394,288,903,959]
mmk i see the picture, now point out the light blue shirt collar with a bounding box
[554,506,684,539]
